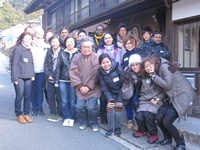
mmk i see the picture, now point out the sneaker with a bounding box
[92,126,99,132]
[115,128,122,137]
[79,124,88,130]
[31,109,38,116]
[52,114,62,122]
[157,138,172,147]
[38,109,45,116]
[63,119,70,126]
[148,133,158,144]
[47,114,56,121]
[68,119,75,127]
[133,131,148,138]
[105,128,114,137]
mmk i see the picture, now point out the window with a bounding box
[178,22,200,67]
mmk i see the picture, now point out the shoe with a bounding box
[134,123,138,131]
[174,135,186,150]
[148,133,158,144]
[127,120,133,129]
[52,114,62,122]
[105,128,114,137]
[38,109,45,116]
[23,115,33,123]
[101,115,108,124]
[115,128,122,137]
[157,138,172,147]
[92,126,99,132]
[63,119,70,126]
[47,114,56,122]
[31,109,38,116]
[133,131,147,138]
[17,115,26,124]
[68,119,75,127]
[79,124,88,130]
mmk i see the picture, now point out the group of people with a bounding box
[11,23,199,150]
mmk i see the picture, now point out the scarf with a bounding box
[52,47,61,72]
[94,33,104,45]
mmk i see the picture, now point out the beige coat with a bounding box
[69,52,101,100]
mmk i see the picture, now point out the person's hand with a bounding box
[124,67,128,71]
[168,62,180,73]
[151,99,157,105]
[107,100,115,113]
[80,86,89,95]
[14,82,18,85]
[115,102,123,112]
[48,76,54,80]
[133,100,139,109]
[149,72,155,80]
[31,77,35,81]
[123,71,131,85]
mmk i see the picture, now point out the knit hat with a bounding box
[128,54,142,68]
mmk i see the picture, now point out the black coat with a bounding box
[121,48,147,69]
[11,43,35,82]
[99,59,124,102]
[143,40,171,60]
[55,48,80,84]
[44,47,63,80]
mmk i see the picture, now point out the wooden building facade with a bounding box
[24,0,200,98]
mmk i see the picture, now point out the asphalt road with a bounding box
[0,52,130,150]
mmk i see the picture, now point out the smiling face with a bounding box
[66,37,75,51]
[131,63,141,73]
[35,31,44,39]
[22,34,32,47]
[152,34,162,44]
[143,32,152,42]
[101,57,111,71]
[81,41,93,57]
[125,40,135,51]
[46,32,53,42]
[119,27,127,38]
[51,38,60,50]
[104,34,113,46]
[144,61,155,74]
[60,29,69,39]
[96,26,104,36]
[78,32,86,41]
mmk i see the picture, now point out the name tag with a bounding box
[146,78,151,84]
[23,58,28,62]
[113,77,119,82]
[160,50,164,53]
[124,57,128,61]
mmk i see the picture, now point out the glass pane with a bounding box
[56,8,61,21]
[178,25,184,66]
[81,0,89,19]
[104,0,118,9]
[89,1,100,16]
[63,3,70,17]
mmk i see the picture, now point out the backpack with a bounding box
[102,48,117,58]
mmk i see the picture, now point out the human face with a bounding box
[101,57,111,71]
[119,27,127,38]
[144,61,155,74]
[26,28,34,34]
[81,41,93,57]
[35,31,44,39]
[66,38,75,51]
[143,32,152,42]
[22,34,32,47]
[78,32,86,41]
[104,34,113,46]
[60,29,69,39]
[51,38,60,50]
[46,32,53,42]
[125,40,135,51]
[96,26,104,36]
[73,32,78,41]
[152,34,162,44]
[131,63,141,73]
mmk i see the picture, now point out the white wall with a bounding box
[172,0,200,21]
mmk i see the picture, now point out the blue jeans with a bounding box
[59,81,76,120]
[76,97,99,128]
[14,78,32,117]
[126,93,137,120]
[31,73,45,110]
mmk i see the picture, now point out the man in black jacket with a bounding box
[143,31,171,60]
